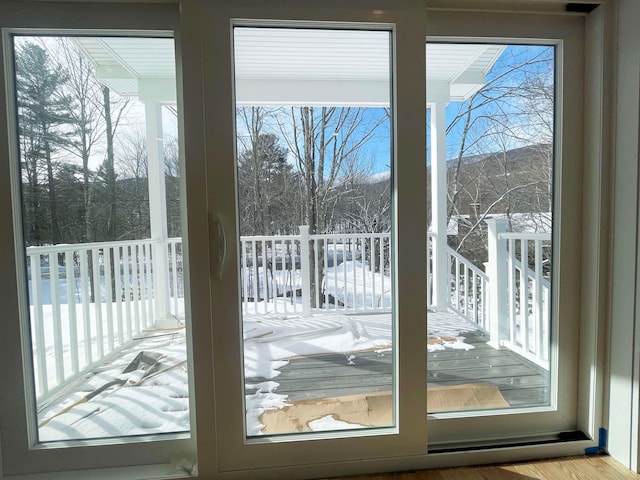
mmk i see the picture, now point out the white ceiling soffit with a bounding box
[75,32,505,106]
[74,37,176,103]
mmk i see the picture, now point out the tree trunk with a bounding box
[44,138,61,245]
[103,86,117,302]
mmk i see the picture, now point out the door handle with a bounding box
[209,213,227,280]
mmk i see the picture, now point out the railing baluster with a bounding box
[279,240,287,312]
[79,250,92,367]
[65,251,79,375]
[139,244,149,329]
[145,242,154,328]
[455,256,461,314]
[92,248,104,359]
[270,240,277,312]
[171,241,179,317]
[251,240,260,313]
[508,239,517,347]
[314,238,320,310]
[49,252,65,384]
[322,238,328,308]
[132,245,141,335]
[518,240,529,353]
[370,235,376,309]
[239,240,246,315]
[261,240,267,310]
[114,246,123,346]
[351,240,362,310]
[333,238,338,310]
[104,247,115,352]
[534,239,543,360]
[379,235,385,308]
[31,253,47,396]
[343,238,348,310]
[427,237,432,307]
[472,271,478,325]
[123,246,133,339]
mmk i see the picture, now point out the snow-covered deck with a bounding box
[37,310,547,441]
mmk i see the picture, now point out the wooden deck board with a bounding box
[254,322,549,409]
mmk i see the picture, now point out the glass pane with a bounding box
[233,27,394,437]
[12,35,190,442]
[426,43,554,414]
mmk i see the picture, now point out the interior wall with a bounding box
[608,0,640,471]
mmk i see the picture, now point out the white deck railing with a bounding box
[26,239,158,401]
[486,218,551,369]
[239,228,392,316]
[27,223,551,401]
[500,231,551,369]
[447,247,490,331]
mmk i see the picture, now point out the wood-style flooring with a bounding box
[337,456,639,479]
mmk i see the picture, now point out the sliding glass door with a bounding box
[180,0,589,475]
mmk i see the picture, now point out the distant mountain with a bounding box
[448,143,552,171]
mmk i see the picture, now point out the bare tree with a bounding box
[441,46,555,265]
[278,106,388,306]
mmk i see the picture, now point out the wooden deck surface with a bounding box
[250,327,549,411]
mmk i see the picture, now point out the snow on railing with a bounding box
[26,239,157,401]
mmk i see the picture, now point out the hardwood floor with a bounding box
[337,456,638,479]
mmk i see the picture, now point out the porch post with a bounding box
[486,218,509,349]
[430,101,449,311]
[299,225,311,317]
[145,100,173,327]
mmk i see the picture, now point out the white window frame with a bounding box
[181,0,429,474]
[424,11,592,447]
[0,2,197,477]
[181,1,608,478]
[0,0,614,478]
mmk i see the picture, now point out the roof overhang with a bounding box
[75,32,505,106]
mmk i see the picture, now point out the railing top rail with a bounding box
[498,232,551,241]
[239,235,300,242]
[309,232,391,240]
[26,238,160,255]
[447,246,489,280]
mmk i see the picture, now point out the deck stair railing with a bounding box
[446,246,490,332]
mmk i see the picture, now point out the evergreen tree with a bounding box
[15,41,74,245]
[237,133,298,235]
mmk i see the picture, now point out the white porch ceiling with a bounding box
[74,32,505,106]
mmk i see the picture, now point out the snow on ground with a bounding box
[35,309,476,440]
[38,329,188,442]
[308,415,366,431]
[426,312,478,353]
